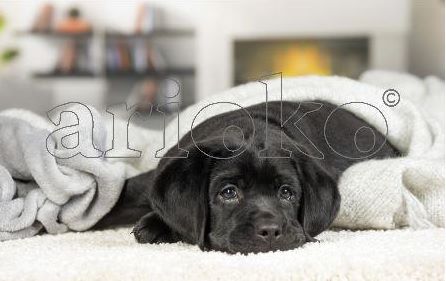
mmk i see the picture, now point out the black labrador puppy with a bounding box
[95,101,399,254]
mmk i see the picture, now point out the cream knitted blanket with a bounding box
[132,71,444,230]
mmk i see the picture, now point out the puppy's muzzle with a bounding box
[255,221,283,243]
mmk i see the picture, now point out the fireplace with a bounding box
[233,37,369,85]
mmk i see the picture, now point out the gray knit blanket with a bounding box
[0,105,129,240]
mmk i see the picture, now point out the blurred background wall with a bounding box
[0,0,443,121]
[409,0,445,78]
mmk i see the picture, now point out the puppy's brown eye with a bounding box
[220,184,238,200]
[279,185,294,201]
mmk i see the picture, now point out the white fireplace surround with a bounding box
[191,0,409,99]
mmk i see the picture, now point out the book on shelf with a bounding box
[31,4,54,32]
[106,46,118,71]
[133,41,148,72]
[117,41,131,71]
[106,41,168,74]
[55,41,92,74]
[57,41,76,73]
[147,46,167,72]
[135,3,158,34]
[76,43,90,72]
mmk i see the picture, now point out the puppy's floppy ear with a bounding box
[295,157,340,238]
[149,144,212,250]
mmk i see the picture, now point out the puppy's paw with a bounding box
[305,235,319,243]
[132,219,156,244]
[133,212,178,244]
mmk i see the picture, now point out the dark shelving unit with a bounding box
[18,29,195,79]
[105,68,195,78]
[19,29,194,40]
[105,29,194,39]
[33,70,97,78]
[33,68,195,79]
[17,30,93,40]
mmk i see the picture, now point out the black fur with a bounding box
[95,101,399,254]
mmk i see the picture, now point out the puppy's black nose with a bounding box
[256,223,282,241]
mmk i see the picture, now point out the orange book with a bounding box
[56,19,91,34]
[32,4,54,32]
[57,41,76,73]
[56,8,91,34]
[134,3,146,34]
[118,42,131,71]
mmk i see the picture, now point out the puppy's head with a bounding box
[146,135,340,254]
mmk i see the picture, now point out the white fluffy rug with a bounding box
[0,228,443,281]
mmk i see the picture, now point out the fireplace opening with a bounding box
[233,37,369,85]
